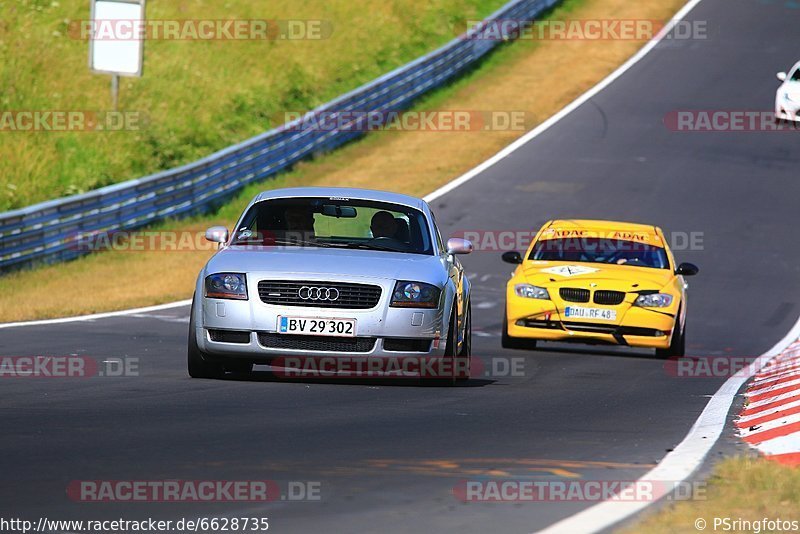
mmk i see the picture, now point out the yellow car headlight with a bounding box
[514,284,550,300]
[634,293,673,308]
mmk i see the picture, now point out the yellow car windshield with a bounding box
[530,237,669,269]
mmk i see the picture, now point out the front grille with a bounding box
[559,288,590,303]
[562,321,617,334]
[257,280,382,309]
[383,338,432,352]
[257,333,376,353]
[208,329,251,343]
[593,290,626,305]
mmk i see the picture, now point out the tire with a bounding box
[187,297,224,379]
[656,318,685,359]
[425,305,460,386]
[501,310,537,350]
[455,302,472,382]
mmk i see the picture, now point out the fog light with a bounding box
[654,330,665,336]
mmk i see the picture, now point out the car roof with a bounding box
[540,219,665,246]
[254,187,427,210]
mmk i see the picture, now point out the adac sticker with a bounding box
[540,265,600,277]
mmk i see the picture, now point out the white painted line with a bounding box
[0,0,795,531]
[537,314,800,534]
[0,300,192,329]
[425,0,701,204]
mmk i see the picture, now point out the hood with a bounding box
[521,260,674,291]
[204,245,447,285]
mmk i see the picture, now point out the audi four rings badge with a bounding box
[298,286,340,301]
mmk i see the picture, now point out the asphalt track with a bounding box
[2,0,800,532]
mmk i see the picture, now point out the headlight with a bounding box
[205,273,248,300]
[391,281,441,308]
[634,293,673,308]
[514,284,550,300]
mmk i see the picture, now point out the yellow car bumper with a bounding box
[506,293,676,349]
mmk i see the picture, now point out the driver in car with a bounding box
[284,207,316,243]
[370,211,398,238]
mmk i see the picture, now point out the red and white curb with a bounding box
[737,339,800,465]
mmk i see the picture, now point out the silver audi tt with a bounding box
[188,187,473,382]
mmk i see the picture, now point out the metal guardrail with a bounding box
[0,0,559,273]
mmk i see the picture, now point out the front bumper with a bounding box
[506,295,676,349]
[195,277,449,361]
[776,98,800,122]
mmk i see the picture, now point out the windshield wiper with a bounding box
[231,238,337,249]
[335,242,403,252]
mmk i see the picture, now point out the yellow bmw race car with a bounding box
[501,219,698,357]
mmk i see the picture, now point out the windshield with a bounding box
[529,237,670,269]
[230,197,434,254]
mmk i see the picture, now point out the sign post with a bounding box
[88,0,145,110]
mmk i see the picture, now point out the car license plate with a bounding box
[278,316,356,337]
[564,306,617,321]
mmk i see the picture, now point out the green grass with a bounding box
[0,0,507,210]
[623,456,800,533]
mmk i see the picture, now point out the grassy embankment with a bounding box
[0,0,685,321]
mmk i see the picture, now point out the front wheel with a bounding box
[656,319,685,359]
[424,305,461,386]
[455,303,472,382]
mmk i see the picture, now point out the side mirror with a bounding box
[502,251,523,264]
[205,226,229,243]
[676,262,699,276]
[446,238,473,255]
[778,72,787,82]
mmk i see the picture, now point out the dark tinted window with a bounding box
[529,237,669,269]
[231,197,433,254]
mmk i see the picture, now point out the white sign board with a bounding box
[89,0,144,77]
